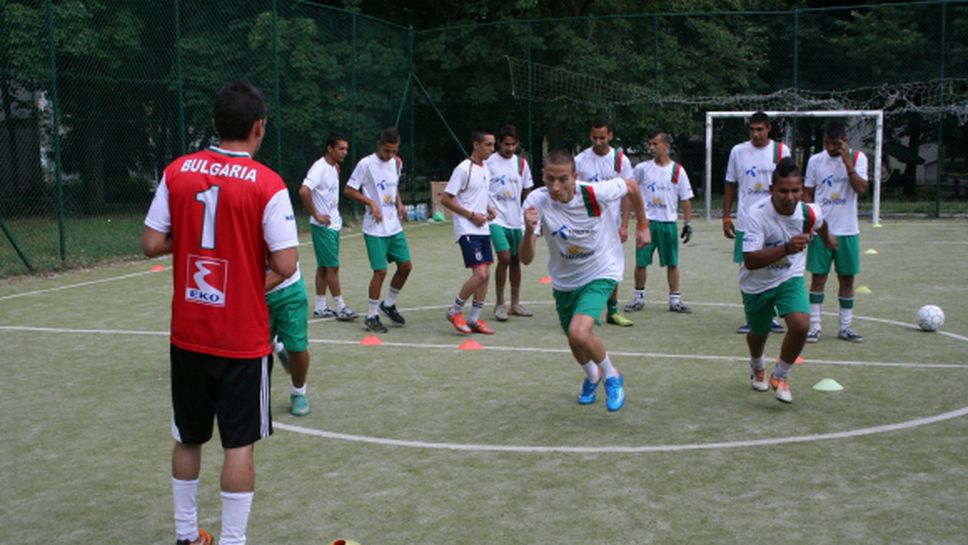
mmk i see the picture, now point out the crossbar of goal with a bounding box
[704,110,884,225]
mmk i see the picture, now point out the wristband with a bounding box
[783,242,790,255]
[847,170,856,176]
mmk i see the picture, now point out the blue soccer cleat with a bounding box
[604,374,625,412]
[577,378,599,405]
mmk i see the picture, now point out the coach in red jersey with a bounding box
[142,81,298,545]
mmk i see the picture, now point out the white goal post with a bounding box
[704,110,884,225]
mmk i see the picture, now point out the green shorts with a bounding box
[552,278,617,334]
[266,278,309,352]
[490,224,524,256]
[807,234,861,276]
[364,232,411,271]
[636,221,679,268]
[742,276,809,336]
[311,224,340,268]
[733,231,745,264]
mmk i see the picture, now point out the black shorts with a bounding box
[458,234,494,268]
[170,344,272,449]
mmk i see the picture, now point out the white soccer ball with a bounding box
[915,304,945,332]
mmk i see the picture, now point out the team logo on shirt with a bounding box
[377,179,388,191]
[562,245,595,260]
[746,182,768,195]
[587,173,601,182]
[821,175,834,187]
[185,254,228,307]
[765,241,791,270]
[648,196,666,210]
[551,224,594,241]
[382,194,395,206]
[745,166,758,178]
[822,192,847,206]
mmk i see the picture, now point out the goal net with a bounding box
[705,110,884,224]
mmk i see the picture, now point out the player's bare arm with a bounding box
[440,192,486,227]
[298,185,330,225]
[838,139,869,196]
[722,183,737,238]
[519,206,539,265]
[344,185,382,223]
[268,247,298,279]
[817,222,838,251]
[624,179,650,248]
[619,193,631,243]
[396,192,408,221]
[743,233,809,270]
[141,226,171,257]
[486,205,497,221]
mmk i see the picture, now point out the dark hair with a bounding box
[749,111,771,126]
[471,127,494,145]
[591,117,612,132]
[824,121,847,140]
[647,128,669,143]
[212,81,267,141]
[772,156,801,182]
[326,131,348,149]
[378,127,400,145]
[544,149,575,170]
[498,124,519,141]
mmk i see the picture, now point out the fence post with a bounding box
[527,23,534,162]
[408,26,416,204]
[46,0,65,263]
[935,0,947,218]
[351,13,358,167]
[791,9,800,159]
[653,14,659,126]
[175,0,185,155]
[272,0,283,172]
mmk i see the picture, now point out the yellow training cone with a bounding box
[855,285,872,294]
[872,223,883,228]
[865,249,879,255]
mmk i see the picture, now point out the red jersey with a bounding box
[145,146,298,358]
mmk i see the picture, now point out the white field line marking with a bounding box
[274,406,968,454]
[0,269,169,302]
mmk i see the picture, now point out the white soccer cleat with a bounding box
[750,367,769,392]
[769,375,793,403]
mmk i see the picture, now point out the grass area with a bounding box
[1,219,966,544]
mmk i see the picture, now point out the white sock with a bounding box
[773,360,793,379]
[172,477,199,542]
[582,361,601,383]
[290,383,307,396]
[810,303,822,329]
[367,298,380,318]
[219,491,253,545]
[449,296,465,316]
[333,295,346,311]
[385,287,400,307]
[469,300,484,323]
[839,307,853,331]
[598,353,619,379]
[634,288,644,300]
[314,295,328,311]
[669,291,681,306]
[750,355,766,371]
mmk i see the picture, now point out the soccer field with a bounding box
[1,218,966,545]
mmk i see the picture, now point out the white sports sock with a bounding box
[290,383,307,396]
[839,307,853,330]
[449,296,466,316]
[385,287,400,307]
[582,361,601,383]
[750,355,766,371]
[469,300,484,323]
[669,291,681,306]
[810,303,822,329]
[367,298,380,318]
[333,295,346,311]
[172,477,199,542]
[598,354,619,379]
[773,360,793,379]
[634,288,645,300]
[314,295,328,311]
[219,491,253,545]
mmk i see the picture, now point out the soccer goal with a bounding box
[703,110,884,224]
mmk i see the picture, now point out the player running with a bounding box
[625,129,695,314]
[574,117,635,327]
[740,157,836,404]
[723,111,790,335]
[804,121,869,343]
[485,124,535,321]
[343,127,413,333]
[520,149,649,412]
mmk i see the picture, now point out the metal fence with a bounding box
[1,0,965,276]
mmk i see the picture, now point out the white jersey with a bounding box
[301,157,342,231]
[267,263,302,295]
[346,153,403,237]
[804,150,868,236]
[444,158,491,240]
[725,140,791,231]
[523,179,628,291]
[740,201,824,294]
[632,160,694,222]
[485,153,534,229]
[574,146,633,182]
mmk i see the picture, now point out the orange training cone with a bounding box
[459,339,483,350]
[359,335,383,346]
[150,265,165,272]
[539,275,552,284]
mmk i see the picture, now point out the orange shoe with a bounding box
[178,528,212,545]
[447,312,472,334]
[468,319,495,334]
[769,375,793,403]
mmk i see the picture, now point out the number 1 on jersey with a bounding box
[195,185,220,249]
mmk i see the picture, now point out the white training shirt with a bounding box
[346,153,403,237]
[804,150,868,236]
[632,160,694,222]
[485,153,534,229]
[725,140,791,232]
[739,201,824,294]
[523,179,628,291]
[301,157,342,231]
[444,158,491,240]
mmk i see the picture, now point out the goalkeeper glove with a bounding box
[680,221,693,244]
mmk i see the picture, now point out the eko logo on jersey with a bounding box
[185,254,228,307]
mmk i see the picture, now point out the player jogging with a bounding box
[804,121,869,343]
[442,128,498,334]
[520,149,650,412]
[625,129,694,314]
[574,117,635,327]
[740,157,836,404]
[299,131,358,321]
[723,111,790,335]
[266,264,311,417]
[142,81,299,545]
[485,124,535,321]
[343,127,413,333]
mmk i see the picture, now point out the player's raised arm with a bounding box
[519,206,539,265]
[624,179,650,248]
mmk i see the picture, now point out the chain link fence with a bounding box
[1,1,965,277]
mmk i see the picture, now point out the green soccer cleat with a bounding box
[290,394,310,416]
[606,312,634,327]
